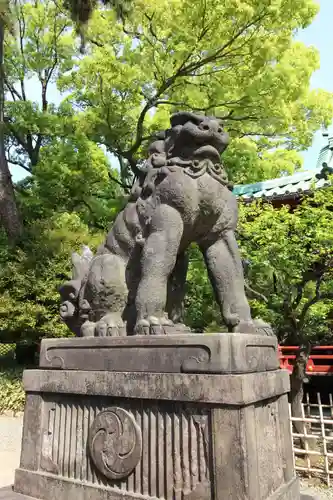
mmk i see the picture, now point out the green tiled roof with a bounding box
[232,166,332,201]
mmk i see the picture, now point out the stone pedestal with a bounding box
[12,333,299,500]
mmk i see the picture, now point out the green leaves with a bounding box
[224,139,303,184]
[52,0,333,182]
[1,0,332,344]
[184,245,221,332]
[0,367,25,414]
[238,184,333,344]
[5,0,333,184]
[4,0,76,171]
[0,212,104,343]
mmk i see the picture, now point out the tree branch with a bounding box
[74,200,106,231]
[5,121,28,151]
[108,171,131,191]
[3,77,22,101]
[177,9,268,78]
[17,5,27,101]
[155,100,256,121]
[120,12,142,38]
[31,134,43,166]
[144,13,164,44]
[293,282,304,310]
[89,38,104,47]
[122,7,269,172]
[7,158,31,173]
[127,101,152,157]
[298,289,333,330]
[244,282,268,303]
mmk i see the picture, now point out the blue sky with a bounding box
[297,0,333,169]
[10,0,333,181]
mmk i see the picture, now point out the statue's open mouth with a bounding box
[193,144,222,163]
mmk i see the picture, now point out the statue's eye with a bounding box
[218,127,223,133]
[202,124,210,130]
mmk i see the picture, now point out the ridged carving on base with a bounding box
[41,396,211,499]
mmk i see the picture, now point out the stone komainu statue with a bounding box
[59,112,262,337]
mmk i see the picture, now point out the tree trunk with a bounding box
[290,344,314,450]
[0,18,22,242]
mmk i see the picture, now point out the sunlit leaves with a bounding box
[0,212,104,342]
[238,183,333,343]
[56,0,333,182]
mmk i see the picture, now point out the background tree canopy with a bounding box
[58,0,333,182]
[237,183,333,423]
[0,0,332,352]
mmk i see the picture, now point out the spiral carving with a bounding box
[88,408,142,480]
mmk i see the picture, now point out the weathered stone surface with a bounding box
[0,486,35,499]
[14,470,302,500]
[211,397,298,499]
[1,484,315,500]
[12,329,298,500]
[18,395,42,472]
[268,478,300,500]
[59,113,258,337]
[14,360,298,500]
[15,394,213,500]
[88,408,142,481]
[23,368,290,405]
[300,496,320,500]
[39,332,279,373]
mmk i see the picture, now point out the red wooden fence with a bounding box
[279,346,333,375]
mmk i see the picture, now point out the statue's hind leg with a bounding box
[200,230,255,333]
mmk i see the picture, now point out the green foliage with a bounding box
[0,212,104,343]
[0,343,15,358]
[224,139,304,184]
[184,245,220,332]
[0,0,332,345]
[4,0,76,171]
[28,131,125,229]
[0,367,25,414]
[4,0,127,230]
[4,0,333,187]
[238,183,333,345]
[58,0,333,182]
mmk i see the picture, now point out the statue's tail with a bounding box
[59,246,94,335]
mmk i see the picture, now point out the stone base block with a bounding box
[39,332,279,374]
[2,485,318,500]
[0,486,35,499]
[14,472,300,500]
[13,365,299,500]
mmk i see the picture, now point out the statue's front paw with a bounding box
[134,315,174,335]
[253,319,275,337]
[81,321,96,337]
[95,313,126,337]
[231,320,257,334]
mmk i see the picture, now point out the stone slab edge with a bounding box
[39,333,279,374]
[268,477,300,499]
[0,484,318,500]
[23,369,290,405]
[14,470,302,500]
[0,486,35,499]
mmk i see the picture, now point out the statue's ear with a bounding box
[170,112,205,128]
